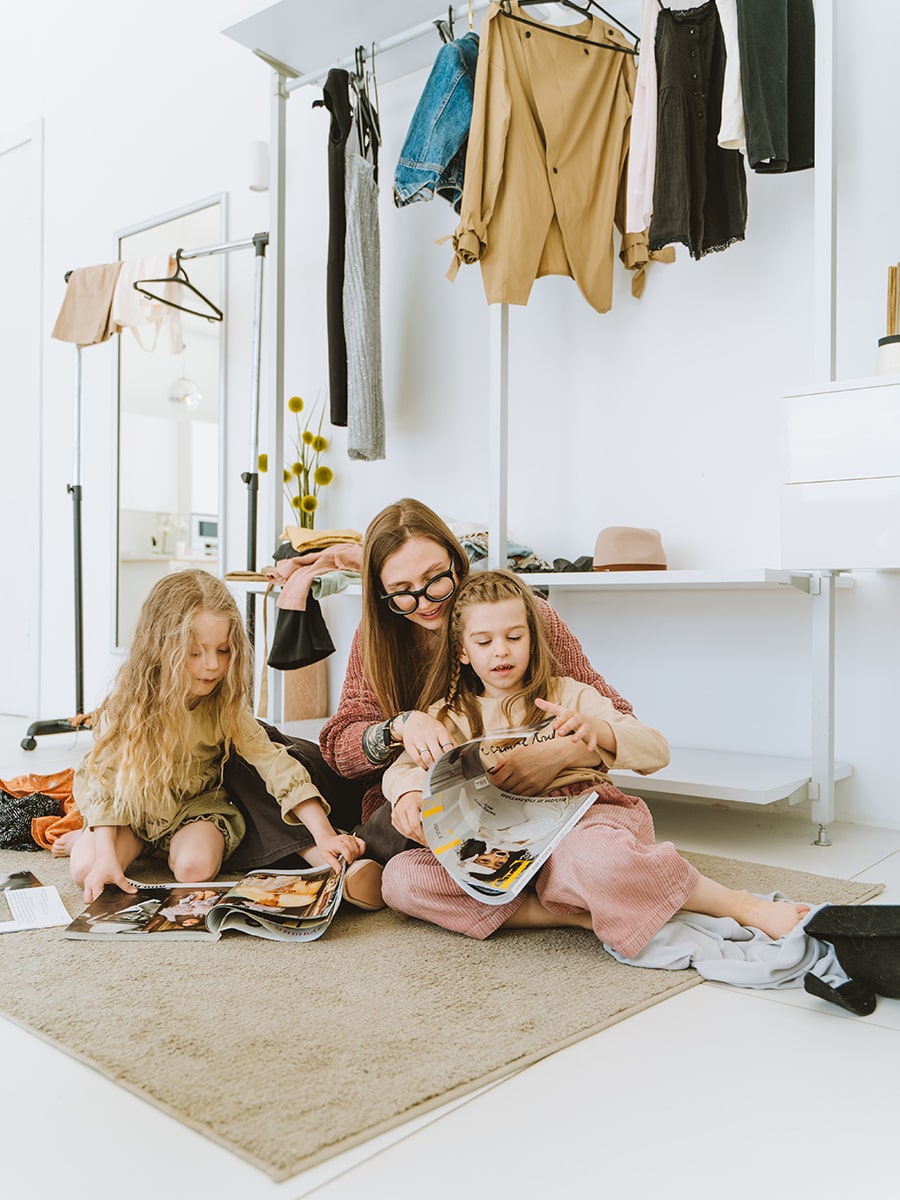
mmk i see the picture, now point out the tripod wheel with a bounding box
[20,737,37,751]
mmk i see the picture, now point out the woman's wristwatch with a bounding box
[363,711,412,764]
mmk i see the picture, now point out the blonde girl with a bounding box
[381,570,810,957]
[70,570,365,903]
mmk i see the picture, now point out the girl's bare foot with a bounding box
[738,894,810,940]
[50,829,81,858]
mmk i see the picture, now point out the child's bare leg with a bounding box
[682,874,810,939]
[502,891,593,931]
[70,826,144,888]
[168,820,225,882]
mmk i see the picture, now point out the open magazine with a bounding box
[1,870,72,934]
[64,863,344,942]
[421,723,597,905]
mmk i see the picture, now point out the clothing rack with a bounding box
[21,233,269,750]
[263,1,510,568]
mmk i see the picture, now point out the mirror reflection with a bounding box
[116,201,224,648]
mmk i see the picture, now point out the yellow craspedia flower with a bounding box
[288,395,304,413]
[311,434,328,452]
[291,461,303,476]
[300,494,318,514]
[314,465,333,486]
[283,468,291,484]
[301,430,314,446]
[291,495,303,510]
[258,453,268,472]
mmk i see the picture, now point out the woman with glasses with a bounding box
[319,498,636,861]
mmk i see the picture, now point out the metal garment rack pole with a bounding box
[22,234,269,749]
[183,232,270,647]
[282,1,494,93]
[21,348,86,749]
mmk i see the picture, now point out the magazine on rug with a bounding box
[1,869,72,933]
[421,723,597,905]
[64,862,345,942]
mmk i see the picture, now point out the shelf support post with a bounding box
[487,303,509,570]
[809,569,836,844]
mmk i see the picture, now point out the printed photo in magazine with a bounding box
[0,870,72,934]
[64,863,345,942]
[421,724,597,905]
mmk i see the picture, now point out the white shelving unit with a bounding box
[521,568,852,843]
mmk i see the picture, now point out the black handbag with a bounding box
[802,905,900,1016]
[267,595,336,671]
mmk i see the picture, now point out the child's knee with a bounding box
[170,848,222,882]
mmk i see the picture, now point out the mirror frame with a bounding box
[112,193,228,652]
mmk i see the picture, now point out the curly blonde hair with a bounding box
[85,570,251,831]
[420,570,558,736]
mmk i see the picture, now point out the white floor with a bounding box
[4,714,900,1200]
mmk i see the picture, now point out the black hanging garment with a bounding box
[735,0,815,174]
[266,596,336,671]
[318,69,354,427]
[649,1,747,259]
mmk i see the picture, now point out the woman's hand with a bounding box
[396,711,456,770]
[313,832,365,873]
[391,791,427,845]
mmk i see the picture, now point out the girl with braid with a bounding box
[380,570,811,957]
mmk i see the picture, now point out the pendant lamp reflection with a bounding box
[168,376,202,409]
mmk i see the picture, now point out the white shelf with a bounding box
[610,748,853,807]
[520,568,850,592]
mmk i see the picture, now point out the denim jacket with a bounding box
[393,31,479,214]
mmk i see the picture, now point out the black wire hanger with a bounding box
[132,249,223,322]
[434,6,455,44]
[500,1,639,53]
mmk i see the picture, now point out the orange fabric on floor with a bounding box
[0,769,83,850]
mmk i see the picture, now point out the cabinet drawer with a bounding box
[783,382,900,483]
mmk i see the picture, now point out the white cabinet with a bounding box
[782,376,900,567]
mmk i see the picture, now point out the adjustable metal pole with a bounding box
[240,234,268,650]
[22,345,85,748]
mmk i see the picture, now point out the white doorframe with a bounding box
[0,120,43,716]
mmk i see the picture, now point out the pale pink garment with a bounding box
[382,792,699,958]
[265,543,363,611]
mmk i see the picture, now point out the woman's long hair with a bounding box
[85,570,251,831]
[360,498,469,716]
[420,569,558,736]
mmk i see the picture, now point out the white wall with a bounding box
[2,1,899,829]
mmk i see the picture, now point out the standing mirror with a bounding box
[115,198,225,648]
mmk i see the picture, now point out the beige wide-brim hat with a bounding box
[593,526,667,571]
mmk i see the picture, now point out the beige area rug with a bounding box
[0,848,882,1181]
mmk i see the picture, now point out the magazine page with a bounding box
[64,883,228,940]
[421,725,597,905]
[1,870,72,934]
[206,864,344,942]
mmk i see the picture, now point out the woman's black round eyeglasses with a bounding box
[380,566,457,614]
